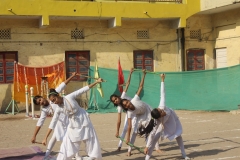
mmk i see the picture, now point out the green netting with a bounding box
[87,65,240,113]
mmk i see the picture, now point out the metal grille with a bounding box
[190,30,201,39]
[0,29,11,39]
[71,29,84,39]
[137,30,149,39]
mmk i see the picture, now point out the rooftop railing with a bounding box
[56,0,183,3]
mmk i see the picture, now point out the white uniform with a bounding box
[36,82,68,156]
[127,94,152,152]
[145,82,187,160]
[49,86,102,160]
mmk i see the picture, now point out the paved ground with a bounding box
[0,110,240,160]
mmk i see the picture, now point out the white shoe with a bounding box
[183,156,191,160]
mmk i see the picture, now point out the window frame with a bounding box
[133,50,153,71]
[0,51,18,84]
[186,49,205,71]
[65,51,90,81]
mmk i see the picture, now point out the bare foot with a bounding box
[155,149,164,154]
[116,147,121,152]
[126,152,132,156]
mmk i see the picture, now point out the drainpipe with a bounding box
[177,28,185,71]
[181,28,185,71]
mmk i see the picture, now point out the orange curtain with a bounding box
[13,61,65,103]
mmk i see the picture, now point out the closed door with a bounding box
[187,49,205,71]
[216,48,227,68]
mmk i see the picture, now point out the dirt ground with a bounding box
[0,110,240,160]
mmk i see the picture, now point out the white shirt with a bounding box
[36,82,66,127]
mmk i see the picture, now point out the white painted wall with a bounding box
[201,0,239,11]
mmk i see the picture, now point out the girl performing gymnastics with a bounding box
[42,78,103,160]
[110,69,162,154]
[31,72,77,159]
[110,68,134,151]
[143,74,190,160]
[120,70,155,156]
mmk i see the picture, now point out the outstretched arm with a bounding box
[64,72,77,85]
[136,69,147,96]
[31,110,48,143]
[115,112,122,138]
[88,78,103,88]
[67,78,103,99]
[159,74,166,109]
[55,72,77,93]
[125,118,132,144]
[123,68,134,93]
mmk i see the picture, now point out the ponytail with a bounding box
[138,119,156,139]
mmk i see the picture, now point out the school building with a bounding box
[0,0,240,112]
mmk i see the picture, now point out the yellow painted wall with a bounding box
[212,8,240,66]
[0,0,200,28]
[185,15,215,70]
[0,0,201,112]
[185,8,240,70]
[0,18,179,111]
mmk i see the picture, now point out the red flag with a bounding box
[118,58,125,93]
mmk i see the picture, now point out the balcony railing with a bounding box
[56,0,183,3]
[115,0,182,2]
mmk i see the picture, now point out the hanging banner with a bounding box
[13,61,65,103]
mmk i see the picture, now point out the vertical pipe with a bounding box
[25,85,29,117]
[181,28,185,71]
[30,87,35,119]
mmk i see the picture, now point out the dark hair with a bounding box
[110,94,120,107]
[151,108,161,119]
[33,95,42,105]
[138,119,156,139]
[119,99,128,112]
[48,88,59,98]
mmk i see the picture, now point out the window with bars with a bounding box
[190,29,201,39]
[187,49,205,71]
[0,52,18,83]
[134,50,153,71]
[0,29,11,39]
[65,51,90,81]
[137,30,149,39]
[71,29,84,39]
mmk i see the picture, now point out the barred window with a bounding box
[0,29,11,39]
[71,29,84,39]
[134,50,153,71]
[137,30,149,39]
[190,30,201,39]
[0,52,18,83]
[65,51,90,81]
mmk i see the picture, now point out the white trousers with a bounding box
[145,135,186,160]
[57,132,102,160]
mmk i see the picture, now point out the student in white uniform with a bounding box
[42,78,103,160]
[110,69,162,155]
[143,74,190,160]
[110,68,134,151]
[120,70,154,156]
[31,72,77,158]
